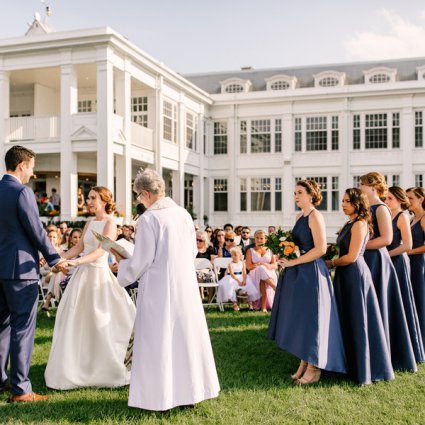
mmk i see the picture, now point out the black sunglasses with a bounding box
[225,238,234,242]
[196,239,203,242]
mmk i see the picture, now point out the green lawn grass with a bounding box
[2,309,425,424]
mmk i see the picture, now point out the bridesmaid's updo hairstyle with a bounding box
[388,186,410,210]
[296,179,323,206]
[406,187,425,209]
[345,188,373,236]
[133,168,165,196]
[91,186,116,214]
[359,172,388,198]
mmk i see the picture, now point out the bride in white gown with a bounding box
[45,187,136,390]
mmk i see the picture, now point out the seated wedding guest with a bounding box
[205,226,213,246]
[59,222,70,249]
[234,225,243,245]
[246,229,277,313]
[268,225,276,234]
[41,229,65,311]
[196,230,215,302]
[224,223,233,232]
[77,186,86,213]
[212,229,226,256]
[239,226,254,254]
[217,246,259,311]
[385,186,425,363]
[268,180,346,385]
[115,168,220,411]
[406,187,425,345]
[118,225,134,243]
[220,231,236,257]
[360,172,416,372]
[328,188,394,384]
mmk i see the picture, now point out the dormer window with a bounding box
[313,71,345,88]
[270,80,290,90]
[364,67,396,84]
[319,77,339,87]
[220,78,252,94]
[265,74,297,91]
[225,84,244,93]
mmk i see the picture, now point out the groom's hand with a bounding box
[52,259,69,274]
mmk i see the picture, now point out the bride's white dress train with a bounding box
[45,220,136,390]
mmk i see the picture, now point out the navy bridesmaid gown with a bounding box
[333,221,394,384]
[268,212,346,374]
[409,216,425,345]
[364,204,416,371]
[388,212,424,363]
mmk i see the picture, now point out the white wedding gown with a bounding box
[45,220,136,390]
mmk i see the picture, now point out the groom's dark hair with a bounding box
[5,145,36,171]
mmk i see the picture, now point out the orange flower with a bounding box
[289,242,295,247]
[284,246,293,256]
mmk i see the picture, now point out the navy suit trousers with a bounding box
[0,278,39,395]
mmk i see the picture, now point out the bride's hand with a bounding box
[110,249,124,264]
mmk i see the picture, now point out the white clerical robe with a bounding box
[117,197,220,411]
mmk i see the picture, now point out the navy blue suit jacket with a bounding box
[0,174,61,280]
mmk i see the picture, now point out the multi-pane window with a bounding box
[251,178,271,211]
[225,84,244,93]
[251,120,271,153]
[353,115,361,150]
[131,96,148,127]
[240,121,247,154]
[415,174,423,187]
[392,175,400,187]
[332,116,339,150]
[163,100,177,143]
[369,73,390,84]
[213,179,228,211]
[78,100,93,113]
[270,80,290,90]
[392,113,400,148]
[365,114,387,149]
[319,77,338,87]
[306,117,327,151]
[240,178,247,211]
[275,119,282,153]
[214,122,228,154]
[186,112,196,150]
[275,177,282,211]
[305,176,328,211]
[353,175,360,187]
[184,178,193,210]
[294,118,302,152]
[415,111,423,148]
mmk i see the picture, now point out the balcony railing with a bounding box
[131,122,153,151]
[6,116,60,141]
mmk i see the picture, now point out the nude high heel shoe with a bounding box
[290,360,308,381]
[295,364,321,385]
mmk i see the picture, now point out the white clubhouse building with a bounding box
[1,17,425,235]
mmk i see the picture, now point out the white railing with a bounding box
[131,122,154,151]
[7,116,60,141]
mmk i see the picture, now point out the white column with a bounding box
[340,98,350,191]
[172,170,183,205]
[154,76,163,174]
[96,60,114,192]
[175,97,185,206]
[401,96,414,187]
[60,64,78,219]
[196,114,205,226]
[228,108,236,223]
[0,71,10,175]
[115,67,132,223]
[282,112,293,227]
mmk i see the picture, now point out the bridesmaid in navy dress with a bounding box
[360,172,416,372]
[406,187,425,344]
[329,188,394,384]
[268,180,346,385]
[385,186,425,363]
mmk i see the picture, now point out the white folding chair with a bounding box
[37,279,48,312]
[129,288,138,305]
[195,258,222,311]
[212,257,234,311]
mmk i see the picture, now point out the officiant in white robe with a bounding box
[116,169,220,411]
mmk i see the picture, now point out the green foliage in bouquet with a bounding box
[263,227,300,260]
[324,243,340,261]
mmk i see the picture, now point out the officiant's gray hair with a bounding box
[134,168,165,195]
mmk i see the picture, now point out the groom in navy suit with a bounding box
[0,145,67,402]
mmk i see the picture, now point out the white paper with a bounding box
[92,230,134,259]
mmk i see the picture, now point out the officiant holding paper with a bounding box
[115,169,220,412]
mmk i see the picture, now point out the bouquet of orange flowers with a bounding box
[263,227,301,260]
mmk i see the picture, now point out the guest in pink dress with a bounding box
[246,229,277,312]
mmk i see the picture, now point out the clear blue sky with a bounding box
[2,0,425,73]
